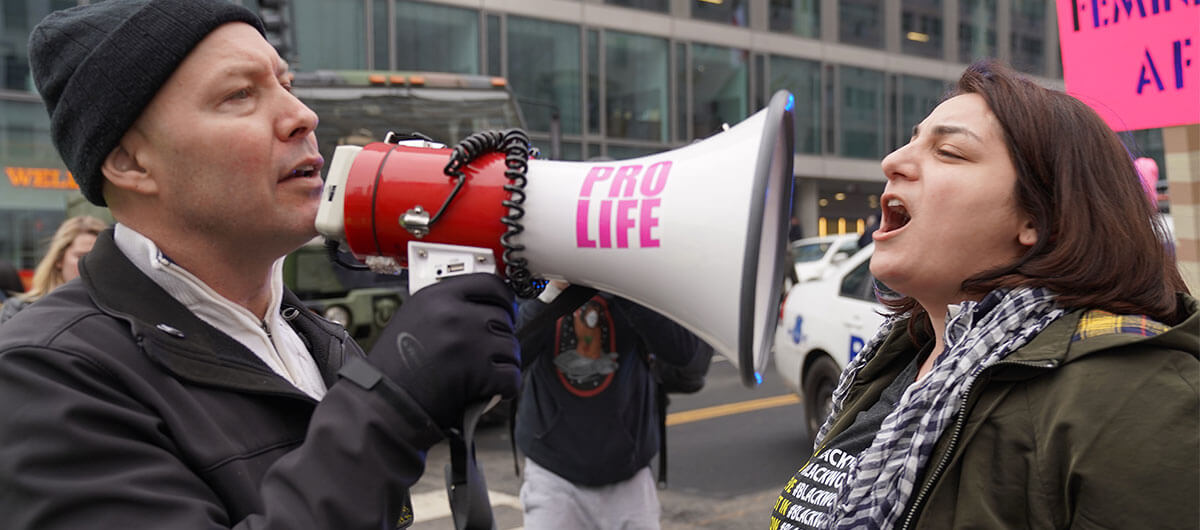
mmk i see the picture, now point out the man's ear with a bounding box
[1018,219,1038,247]
[101,142,156,195]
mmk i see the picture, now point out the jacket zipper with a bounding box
[898,358,1059,530]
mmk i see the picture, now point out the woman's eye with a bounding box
[227,88,252,101]
[937,148,963,159]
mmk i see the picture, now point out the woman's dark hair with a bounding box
[883,59,1188,329]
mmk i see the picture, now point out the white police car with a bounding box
[789,234,861,283]
[773,243,885,442]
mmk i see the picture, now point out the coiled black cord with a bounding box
[445,129,539,298]
[326,239,370,271]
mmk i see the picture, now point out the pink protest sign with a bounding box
[1056,1,1199,131]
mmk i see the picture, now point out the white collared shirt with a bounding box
[113,224,327,400]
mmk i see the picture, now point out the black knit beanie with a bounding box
[28,0,265,206]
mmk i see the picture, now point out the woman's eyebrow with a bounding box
[911,124,983,143]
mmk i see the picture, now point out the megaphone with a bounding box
[316,90,794,387]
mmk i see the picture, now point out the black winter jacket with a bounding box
[0,230,441,529]
[514,293,699,486]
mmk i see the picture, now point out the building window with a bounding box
[674,42,688,142]
[507,16,582,135]
[0,98,80,269]
[769,0,820,38]
[486,14,502,77]
[768,55,821,154]
[607,143,663,159]
[838,65,885,159]
[897,75,948,149]
[605,31,669,142]
[901,0,943,59]
[394,1,479,74]
[559,142,583,161]
[605,0,669,13]
[1,0,71,91]
[691,43,749,139]
[292,0,366,71]
[839,0,884,49]
[0,98,62,168]
[958,0,997,63]
[587,29,601,136]
[1010,0,1046,75]
[372,0,388,69]
[692,0,750,27]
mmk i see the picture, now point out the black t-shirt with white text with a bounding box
[770,350,924,529]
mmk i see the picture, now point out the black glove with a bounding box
[367,273,519,430]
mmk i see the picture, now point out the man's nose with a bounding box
[278,92,318,141]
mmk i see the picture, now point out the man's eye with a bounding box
[227,88,252,100]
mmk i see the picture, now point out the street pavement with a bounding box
[407,358,814,529]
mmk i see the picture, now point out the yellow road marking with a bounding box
[666,394,800,426]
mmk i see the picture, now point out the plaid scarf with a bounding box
[813,286,1065,529]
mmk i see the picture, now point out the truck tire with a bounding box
[802,355,840,444]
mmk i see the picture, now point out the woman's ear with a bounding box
[1018,219,1038,247]
[101,142,156,195]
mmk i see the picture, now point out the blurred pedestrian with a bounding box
[788,217,804,242]
[515,281,709,529]
[771,60,1196,529]
[0,1,519,527]
[0,215,107,324]
[856,214,877,248]
[0,259,22,302]
[1134,156,1160,209]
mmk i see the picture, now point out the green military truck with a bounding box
[286,70,527,350]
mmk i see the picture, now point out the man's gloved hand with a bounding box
[367,273,520,431]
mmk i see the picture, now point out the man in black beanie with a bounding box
[0,1,520,528]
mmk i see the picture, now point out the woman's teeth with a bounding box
[886,199,910,228]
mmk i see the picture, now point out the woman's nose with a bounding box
[881,143,916,182]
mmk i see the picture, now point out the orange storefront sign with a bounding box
[5,167,78,190]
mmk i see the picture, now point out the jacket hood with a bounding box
[1007,293,1199,366]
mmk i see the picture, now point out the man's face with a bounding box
[61,232,96,284]
[125,22,323,259]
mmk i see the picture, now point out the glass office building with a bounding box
[0,0,1170,269]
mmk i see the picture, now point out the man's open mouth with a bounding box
[282,165,318,180]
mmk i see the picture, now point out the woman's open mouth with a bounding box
[880,197,911,234]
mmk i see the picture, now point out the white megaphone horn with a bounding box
[316,90,795,387]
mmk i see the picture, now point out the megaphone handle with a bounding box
[444,395,501,530]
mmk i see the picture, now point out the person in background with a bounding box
[515,281,708,529]
[771,60,1197,529]
[0,1,519,528]
[788,216,805,242]
[1134,156,1160,209]
[0,259,23,302]
[0,215,107,323]
[856,214,878,249]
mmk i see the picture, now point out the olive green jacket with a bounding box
[823,294,1199,530]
